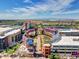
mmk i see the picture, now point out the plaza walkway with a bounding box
[0,57,47,59]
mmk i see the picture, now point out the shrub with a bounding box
[3,44,20,54]
[48,54,60,59]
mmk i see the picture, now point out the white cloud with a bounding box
[0,0,77,19]
[9,0,75,13]
[60,9,79,14]
[23,0,32,3]
[0,12,30,19]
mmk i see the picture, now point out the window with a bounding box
[15,35,18,42]
[12,37,14,42]
[0,39,3,49]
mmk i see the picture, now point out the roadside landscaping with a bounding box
[2,43,20,55]
[48,53,60,59]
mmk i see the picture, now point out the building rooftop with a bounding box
[0,27,12,33]
[0,26,21,39]
[52,36,79,46]
[59,29,79,32]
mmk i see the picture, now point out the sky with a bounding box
[0,0,79,20]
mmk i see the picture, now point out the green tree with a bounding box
[49,54,60,59]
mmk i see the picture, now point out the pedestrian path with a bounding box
[0,57,47,59]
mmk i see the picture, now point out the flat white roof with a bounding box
[59,29,79,32]
[52,36,79,46]
[0,27,12,33]
[0,28,20,39]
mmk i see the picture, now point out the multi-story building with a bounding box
[0,26,22,51]
[52,29,79,53]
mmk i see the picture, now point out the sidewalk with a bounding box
[0,57,47,59]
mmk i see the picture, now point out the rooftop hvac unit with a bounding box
[0,32,5,36]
